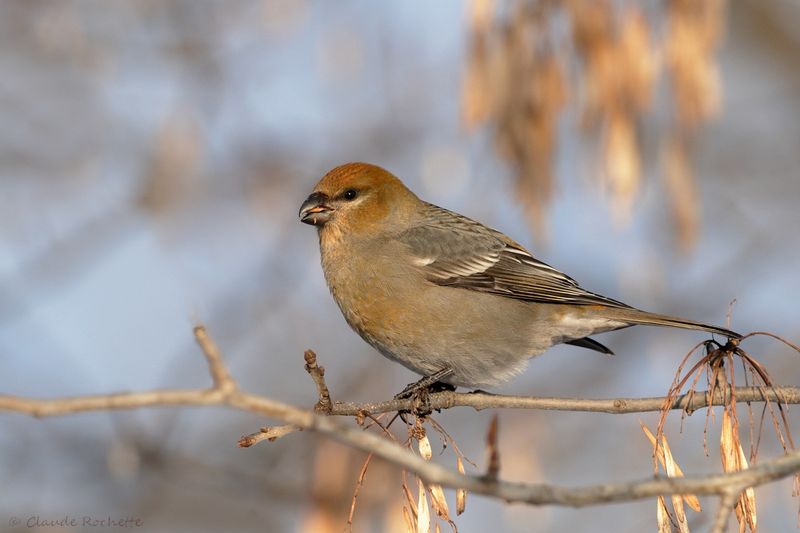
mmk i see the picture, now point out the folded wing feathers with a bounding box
[406,204,630,308]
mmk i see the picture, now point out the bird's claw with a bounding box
[394,368,455,418]
[394,368,455,400]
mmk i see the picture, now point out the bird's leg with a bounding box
[398,376,456,423]
[393,369,456,420]
[394,367,455,401]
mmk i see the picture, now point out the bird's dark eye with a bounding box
[343,189,358,201]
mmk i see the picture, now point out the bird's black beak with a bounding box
[299,192,333,226]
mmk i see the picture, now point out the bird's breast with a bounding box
[321,240,431,357]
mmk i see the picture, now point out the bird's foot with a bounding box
[394,368,455,400]
[395,368,455,419]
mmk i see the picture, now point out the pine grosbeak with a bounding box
[299,162,739,388]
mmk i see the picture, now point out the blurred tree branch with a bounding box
[1,325,799,519]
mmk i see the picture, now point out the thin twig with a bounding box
[239,425,302,447]
[485,414,500,480]
[194,325,237,393]
[710,490,738,533]
[304,349,332,414]
[346,453,374,531]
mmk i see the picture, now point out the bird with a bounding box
[299,162,740,389]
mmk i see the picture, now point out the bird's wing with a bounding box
[399,204,631,308]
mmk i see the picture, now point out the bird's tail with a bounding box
[603,308,741,339]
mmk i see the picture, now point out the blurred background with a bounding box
[1,1,799,531]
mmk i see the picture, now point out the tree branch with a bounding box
[194,325,237,393]
[325,386,800,417]
[2,384,800,507]
[710,490,738,533]
[304,349,332,413]
[2,327,799,514]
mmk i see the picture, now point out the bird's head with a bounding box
[299,163,419,235]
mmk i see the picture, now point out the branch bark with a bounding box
[2,384,800,507]
[1,326,798,514]
[324,386,800,416]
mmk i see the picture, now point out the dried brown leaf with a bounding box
[419,434,433,461]
[428,484,450,521]
[403,479,418,522]
[641,422,658,449]
[662,436,702,513]
[461,46,490,129]
[720,409,737,472]
[640,422,701,512]
[604,110,640,225]
[456,457,467,516]
[666,0,724,129]
[740,475,757,531]
[721,409,757,532]
[662,436,690,532]
[402,506,415,533]
[657,495,672,533]
[618,9,658,111]
[461,0,495,129]
[485,414,500,479]
[417,478,431,533]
